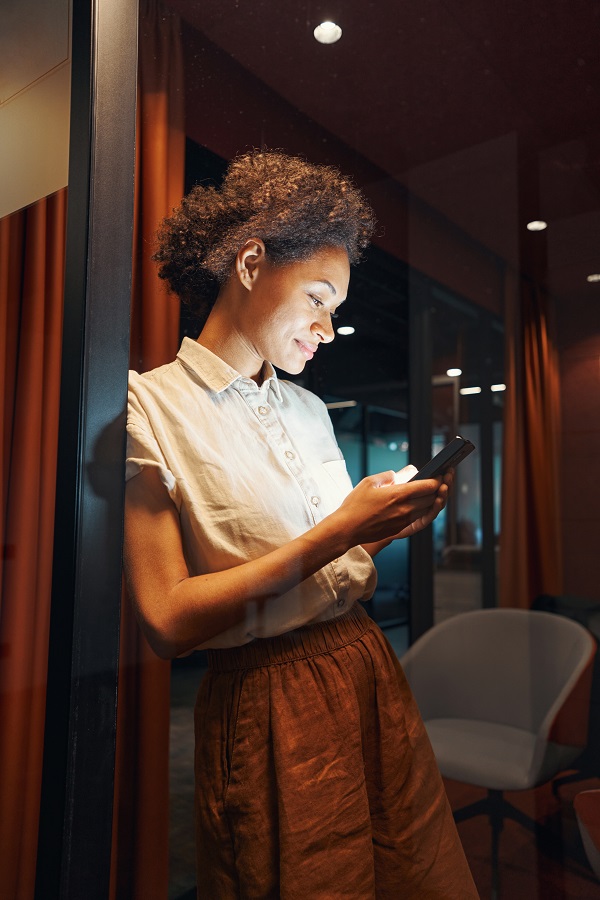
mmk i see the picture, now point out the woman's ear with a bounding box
[235,238,266,290]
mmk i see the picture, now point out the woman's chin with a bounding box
[273,356,307,376]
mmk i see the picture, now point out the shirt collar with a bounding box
[176,337,283,402]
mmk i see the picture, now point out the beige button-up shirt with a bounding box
[126,337,377,649]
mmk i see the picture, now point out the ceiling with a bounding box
[167,0,600,309]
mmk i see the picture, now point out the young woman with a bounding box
[124,151,478,898]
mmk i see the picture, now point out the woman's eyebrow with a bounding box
[312,280,337,296]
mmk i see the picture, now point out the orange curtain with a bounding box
[499,271,563,608]
[110,2,184,898]
[0,189,67,900]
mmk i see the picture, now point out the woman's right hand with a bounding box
[334,469,444,548]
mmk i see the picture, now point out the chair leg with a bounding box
[488,790,504,900]
[453,796,490,824]
[552,769,588,798]
[502,798,564,862]
[453,792,505,897]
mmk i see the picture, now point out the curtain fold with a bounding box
[499,271,563,608]
[0,4,183,897]
[110,2,184,897]
[0,189,67,900]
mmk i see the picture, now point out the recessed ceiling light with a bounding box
[460,386,482,395]
[446,367,462,377]
[337,325,355,335]
[314,21,342,44]
[526,220,547,231]
[586,273,600,283]
[491,383,506,392]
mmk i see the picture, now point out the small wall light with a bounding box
[526,220,547,231]
[314,21,342,44]
[336,325,355,335]
[446,368,462,377]
[586,274,600,283]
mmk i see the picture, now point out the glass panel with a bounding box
[152,3,600,899]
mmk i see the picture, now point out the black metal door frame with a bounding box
[35,0,138,896]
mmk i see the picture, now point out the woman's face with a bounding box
[240,244,351,375]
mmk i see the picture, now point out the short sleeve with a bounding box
[126,382,180,508]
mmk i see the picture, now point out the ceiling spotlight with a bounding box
[460,386,482,396]
[446,368,462,377]
[336,325,355,335]
[314,21,342,44]
[586,274,600,283]
[526,220,547,232]
[491,383,506,392]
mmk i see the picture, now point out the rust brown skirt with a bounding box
[194,603,478,899]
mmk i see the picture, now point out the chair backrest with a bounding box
[400,609,595,738]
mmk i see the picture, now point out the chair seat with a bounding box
[425,718,579,791]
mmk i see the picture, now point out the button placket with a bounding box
[240,389,324,526]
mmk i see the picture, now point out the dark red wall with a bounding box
[557,295,600,599]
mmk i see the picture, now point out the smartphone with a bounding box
[408,436,475,481]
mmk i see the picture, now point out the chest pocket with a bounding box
[318,459,353,513]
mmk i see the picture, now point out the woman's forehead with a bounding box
[294,246,350,285]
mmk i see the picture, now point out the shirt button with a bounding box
[285,450,295,459]
[311,496,320,506]
[258,406,268,415]
[337,598,346,608]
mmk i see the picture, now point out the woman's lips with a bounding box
[295,339,317,360]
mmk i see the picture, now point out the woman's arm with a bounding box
[124,466,447,658]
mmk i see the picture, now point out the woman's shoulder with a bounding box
[127,358,195,431]
[128,358,188,404]
[129,358,178,387]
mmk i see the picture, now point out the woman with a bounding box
[124,151,478,898]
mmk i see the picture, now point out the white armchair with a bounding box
[400,609,596,897]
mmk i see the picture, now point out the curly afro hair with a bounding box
[153,150,375,322]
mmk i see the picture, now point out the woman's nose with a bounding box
[312,313,335,344]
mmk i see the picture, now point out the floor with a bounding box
[168,611,600,900]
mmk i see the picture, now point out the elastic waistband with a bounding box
[206,603,372,671]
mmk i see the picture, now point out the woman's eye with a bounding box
[310,295,323,308]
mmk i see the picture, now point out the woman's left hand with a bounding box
[361,468,453,557]
[387,467,453,540]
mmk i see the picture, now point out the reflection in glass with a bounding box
[158,1,600,896]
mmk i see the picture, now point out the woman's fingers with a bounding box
[338,468,453,547]
[393,464,418,484]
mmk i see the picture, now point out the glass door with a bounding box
[429,288,504,624]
